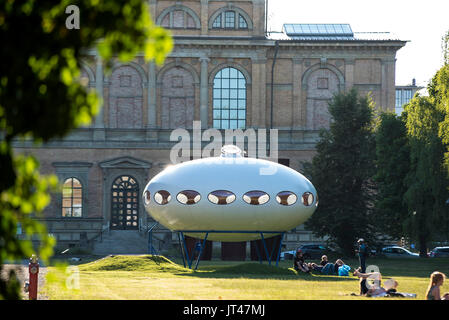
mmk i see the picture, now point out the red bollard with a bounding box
[28,255,39,300]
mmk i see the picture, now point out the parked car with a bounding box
[280,250,296,260]
[381,246,419,258]
[297,244,334,259]
[429,247,449,258]
[280,244,334,260]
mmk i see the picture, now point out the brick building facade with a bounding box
[14,0,406,256]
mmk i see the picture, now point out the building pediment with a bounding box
[99,156,152,169]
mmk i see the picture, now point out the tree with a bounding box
[0,0,172,299]
[404,94,449,257]
[435,31,449,171]
[373,112,410,239]
[304,89,377,256]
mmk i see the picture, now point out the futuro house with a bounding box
[143,145,318,242]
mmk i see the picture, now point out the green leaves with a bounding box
[374,112,410,239]
[304,89,377,255]
[0,0,172,299]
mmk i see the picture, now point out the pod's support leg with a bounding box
[194,233,209,271]
[180,232,193,269]
[178,232,186,268]
[276,233,285,267]
[254,240,263,264]
[260,233,271,265]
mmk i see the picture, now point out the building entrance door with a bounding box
[111,175,139,230]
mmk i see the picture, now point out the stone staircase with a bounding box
[92,230,149,255]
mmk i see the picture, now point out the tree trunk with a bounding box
[418,234,428,258]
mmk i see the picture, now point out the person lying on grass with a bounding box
[308,259,347,275]
[353,268,399,297]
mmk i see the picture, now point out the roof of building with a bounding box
[267,23,402,42]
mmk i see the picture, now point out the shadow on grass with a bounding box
[174,262,358,282]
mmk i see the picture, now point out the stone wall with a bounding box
[12,0,406,252]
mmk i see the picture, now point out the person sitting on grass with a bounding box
[293,249,310,273]
[353,268,399,297]
[426,271,449,300]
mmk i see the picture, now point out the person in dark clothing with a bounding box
[356,238,369,295]
[193,241,202,260]
[293,249,310,273]
[356,238,368,272]
[320,255,328,266]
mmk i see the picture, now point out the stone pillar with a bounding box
[258,59,267,128]
[344,58,355,91]
[146,61,157,141]
[253,0,266,37]
[382,59,396,112]
[292,58,303,129]
[251,57,266,128]
[199,57,209,129]
[149,0,157,22]
[93,54,105,140]
[251,61,260,127]
[201,0,208,35]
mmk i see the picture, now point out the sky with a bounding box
[267,0,449,87]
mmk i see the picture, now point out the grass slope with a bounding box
[78,255,188,273]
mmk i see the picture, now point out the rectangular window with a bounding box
[395,89,402,108]
[224,11,235,29]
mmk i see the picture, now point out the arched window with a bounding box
[213,67,246,129]
[157,6,201,29]
[109,65,143,129]
[62,178,82,217]
[111,175,139,230]
[160,66,195,129]
[211,8,250,30]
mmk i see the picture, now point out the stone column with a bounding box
[292,58,303,129]
[251,57,267,128]
[258,59,267,128]
[344,58,355,91]
[199,57,209,129]
[382,58,396,112]
[146,61,157,141]
[201,0,208,35]
[93,54,105,140]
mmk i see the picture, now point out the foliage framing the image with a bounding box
[0,0,172,299]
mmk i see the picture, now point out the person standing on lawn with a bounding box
[356,238,369,295]
[356,238,368,272]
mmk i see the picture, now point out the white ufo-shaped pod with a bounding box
[143,146,318,241]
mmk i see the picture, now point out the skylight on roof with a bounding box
[283,24,353,37]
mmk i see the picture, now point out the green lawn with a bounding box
[42,255,449,300]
